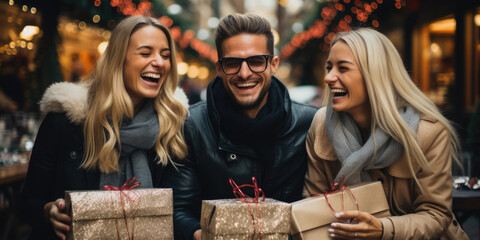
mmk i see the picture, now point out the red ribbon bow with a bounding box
[317,176,359,217]
[229,177,265,239]
[103,177,141,240]
[229,177,265,203]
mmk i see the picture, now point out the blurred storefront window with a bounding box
[412,8,479,111]
[56,16,110,83]
[411,17,455,107]
[0,1,41,111]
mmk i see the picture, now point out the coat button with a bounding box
[69,151,78,160]
[229,154,237,160]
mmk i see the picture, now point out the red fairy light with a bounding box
[110,0,119,7]
[357,12,368,22]
[364,3,372,13]
[351,7,358,14]
[159,16,173,27]
[138,1,151,10]
[170,26,181,41]
[325,32,336,44]
[110,0,153,16]
[335,3,344,11]
[321,7,337,20]
[280,0,404,61]
[338,20,348,30]
[94,0,101,7]
[344,15,352,23]
[291,34,302,48]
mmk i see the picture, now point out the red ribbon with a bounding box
[316,176,359,217]
[229,177,265,239]
[103,177,141,240]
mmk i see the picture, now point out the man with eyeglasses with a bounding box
[162,13,318,240]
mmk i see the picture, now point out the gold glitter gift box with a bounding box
[65,188,173,240]
[201,198,291,239]
[290,181,390,240]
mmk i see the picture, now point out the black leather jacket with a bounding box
[162,77,318,240]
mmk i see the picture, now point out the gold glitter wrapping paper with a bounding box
[200,198,291,240]
[65,188,173,240]
[290,181,391,240]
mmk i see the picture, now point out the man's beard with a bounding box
[225,78,270,110]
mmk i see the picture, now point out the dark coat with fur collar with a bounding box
[20,82,188,239]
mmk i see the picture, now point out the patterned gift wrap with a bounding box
[65,188,173,240]
[201,198,291,239]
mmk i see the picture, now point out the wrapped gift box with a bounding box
[201,198,291,239]
[291,181,390,240]
[65,188,173,240]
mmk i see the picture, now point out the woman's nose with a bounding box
[324,71,338,84]
[152,55,165,68]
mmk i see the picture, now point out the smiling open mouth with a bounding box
[235,82,258,89]
[141,73,161,83]
[331,88,347,98]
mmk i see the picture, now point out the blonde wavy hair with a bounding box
[322,28,460,188]
[82,15,187,173]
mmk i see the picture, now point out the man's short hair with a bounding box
[215,13,274,58]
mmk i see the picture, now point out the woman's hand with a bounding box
[193,229,202,240]
[44,198,71,240]
[328,210,383,240]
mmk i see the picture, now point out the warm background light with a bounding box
[429,18,455,34]
[97,41,108,55]
[177,62,189,75]
[20,25,39,41]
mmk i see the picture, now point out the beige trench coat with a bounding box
[304,108,469,240]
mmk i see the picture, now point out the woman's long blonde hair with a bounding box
[322,28,460,188]
[82,15,187,173]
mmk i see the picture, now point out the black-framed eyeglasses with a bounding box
[219,54,272,75]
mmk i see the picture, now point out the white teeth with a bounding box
[141,73,161,79]
[236,82,257,87]
[331,88,347,93]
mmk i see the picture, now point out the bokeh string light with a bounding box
[0,1,39,56]
[280,0,405,61]
[94,1,217,63]
[161,18,218,63]
[109,0,153,16]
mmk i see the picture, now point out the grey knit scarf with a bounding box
[99,100,158,189]
[326,102,420,185]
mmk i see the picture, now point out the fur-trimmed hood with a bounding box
[39,81,189,124]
